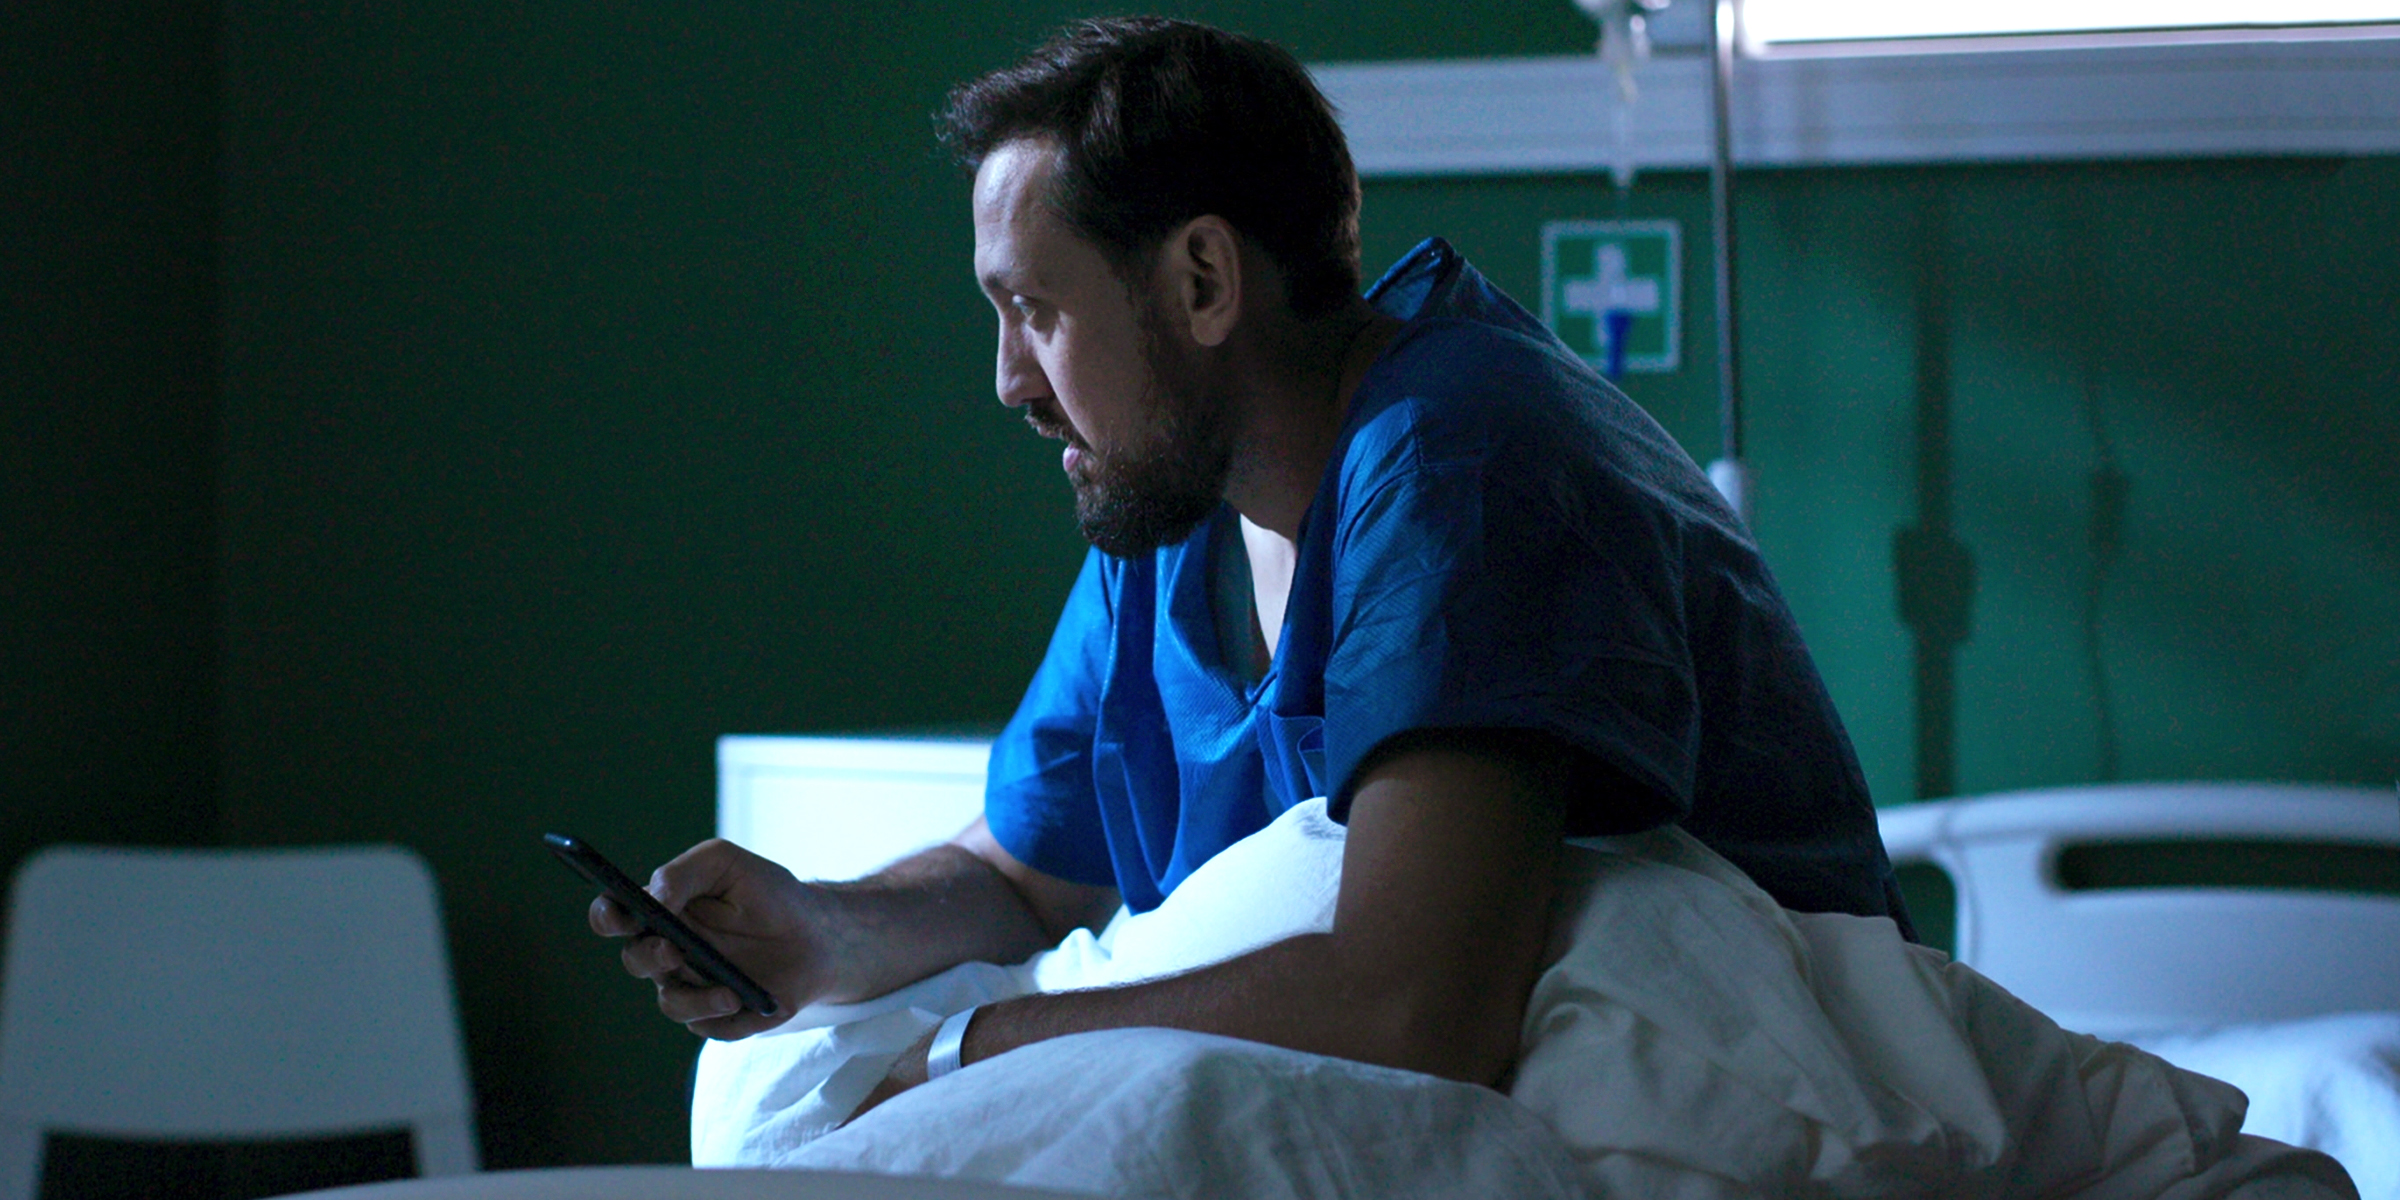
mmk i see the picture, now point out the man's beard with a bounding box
[1062,306,1233,559]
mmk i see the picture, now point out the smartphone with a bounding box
[543,832,780,1017]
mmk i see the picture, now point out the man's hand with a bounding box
[590,822,1119,1041]
[588,838,830,1040]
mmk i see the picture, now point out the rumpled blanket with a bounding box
[692,800,2356,1200]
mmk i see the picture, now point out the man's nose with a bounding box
[995,327,1048,410]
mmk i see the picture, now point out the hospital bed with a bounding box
[713,739,2399,1198]
[1878,781,2400,1199]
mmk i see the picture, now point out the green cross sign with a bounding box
[1540,219,1682,374]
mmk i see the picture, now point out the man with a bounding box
[597,16,1907,1114]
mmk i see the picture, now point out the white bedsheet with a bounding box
[694,801,2357,1199]
[2121,1013,2400,1200]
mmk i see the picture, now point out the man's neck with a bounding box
[1220,297,1404,659]
[1221,299,1402,541]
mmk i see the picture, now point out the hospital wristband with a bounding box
[926,1006,976,1081]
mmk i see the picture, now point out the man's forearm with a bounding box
[959,926,1535,1088]
[808,843,1071,1004]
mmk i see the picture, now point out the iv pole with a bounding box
[1575,0,1747,526]
[1703,0,1750,526]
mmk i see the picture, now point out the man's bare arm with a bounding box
[596,819,1118,1039]
[859,741,1567,1109]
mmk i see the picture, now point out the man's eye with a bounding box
[1010,296,1042,317]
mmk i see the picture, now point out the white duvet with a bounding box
[693,801,2356,1200]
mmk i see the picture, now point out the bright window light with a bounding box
[1742,1,2400,47]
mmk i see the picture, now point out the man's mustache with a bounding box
[1023,405,1083,447]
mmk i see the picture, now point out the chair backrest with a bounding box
[0,845,477,1198]
[1878,782,2400,1032]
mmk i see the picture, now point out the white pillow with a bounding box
[1033,796,1347,993]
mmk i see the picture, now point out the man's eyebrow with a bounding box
[980,264,1044,297]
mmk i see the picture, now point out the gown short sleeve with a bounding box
[983,549,1120,889]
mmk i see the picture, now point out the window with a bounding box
[1741,0,2400,53]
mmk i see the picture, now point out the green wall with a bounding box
[3,0,2390,1174]
[2,1,222,905]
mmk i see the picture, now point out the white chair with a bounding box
[1878,781,2400,1032]
[0,845,478,1199]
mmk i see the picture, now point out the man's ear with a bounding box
[1163,216,1242,348]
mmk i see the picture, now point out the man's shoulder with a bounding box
[1342,317,1675,492]
[1323,314,1745,582]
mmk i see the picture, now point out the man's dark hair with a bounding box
[939,17,1362,318]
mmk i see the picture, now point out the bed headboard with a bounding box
[1878,782,2400,1032]
[716,736,991,883]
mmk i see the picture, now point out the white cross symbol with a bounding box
[1559,242,1660,355]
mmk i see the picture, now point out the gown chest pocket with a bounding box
[1258,711,1328,806]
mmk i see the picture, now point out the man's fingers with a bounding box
[683,1012,777,1040]
[620,934,696,982]
[592,843,744,936]
[645,838,749,912]
[657,981,739,1023]
[588,894,640,937]
[654,978,767,1036]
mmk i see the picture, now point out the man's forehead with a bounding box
[973,139,1058,216]
[972,140,1080,289]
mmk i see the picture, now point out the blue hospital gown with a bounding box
[985,239,1906,928]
